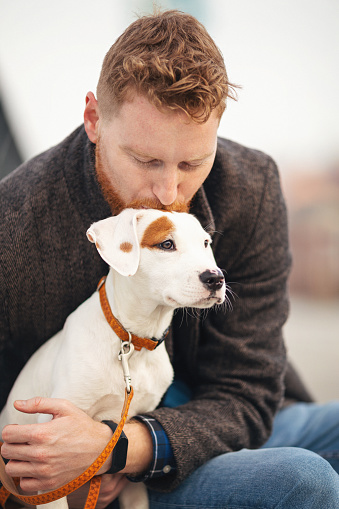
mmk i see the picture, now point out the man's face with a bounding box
[85,93,219,213]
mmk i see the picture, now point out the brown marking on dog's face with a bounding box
[95,241,101,250]
[141,216,175,249]
[120,242,133,253]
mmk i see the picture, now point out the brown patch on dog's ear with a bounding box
[95,241,101,250]
[141,216,175,249]
[120,242,133,253]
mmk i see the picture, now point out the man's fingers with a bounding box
[1,400,114,490]
[67,475,128,509]
[20,475,58,494]
[1,442,31,459]
[5,459,36,480]
[2,418,56,445]
[2,423,36,444]
[95,475,129,509]
[13,397,79,418]
[2,397,83,445]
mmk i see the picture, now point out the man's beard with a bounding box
[95,143,191,215]
[95,143,125,216]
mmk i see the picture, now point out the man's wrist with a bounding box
[120,419,153,476]
[127,416,176,483]
[97,416,176,481]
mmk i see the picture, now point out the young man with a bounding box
[1,10,338,508]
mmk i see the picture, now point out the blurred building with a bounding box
[282,166,339,299]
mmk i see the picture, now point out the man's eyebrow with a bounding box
[120,145,156,159]
[120,145,215,162]
[187,151,215,163]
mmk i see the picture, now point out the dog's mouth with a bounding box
[192,295,224,308]
[165,293,224,309]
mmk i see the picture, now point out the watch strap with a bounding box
[102,420,128,474]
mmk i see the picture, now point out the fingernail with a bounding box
[15,400,26,407]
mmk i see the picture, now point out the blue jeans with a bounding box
[147,401,339,508]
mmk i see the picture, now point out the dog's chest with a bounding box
[85,343,174,422]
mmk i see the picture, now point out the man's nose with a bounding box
[152,169,179,206]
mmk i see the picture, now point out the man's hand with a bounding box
[1,397,116,492]
[67,475,129,509]
[1,397,153,498]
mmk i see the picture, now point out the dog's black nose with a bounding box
[199,270,225,292]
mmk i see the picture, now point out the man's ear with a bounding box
[84,91,99,143]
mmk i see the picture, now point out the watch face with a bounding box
[111,432,128,473]
[102,420,128,474]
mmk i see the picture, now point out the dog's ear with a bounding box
[86,210,142,276]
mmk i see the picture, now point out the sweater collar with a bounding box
[190,186,216,235]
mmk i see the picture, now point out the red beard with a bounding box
[95,144,191,215]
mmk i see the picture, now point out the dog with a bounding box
[0,208,226,509]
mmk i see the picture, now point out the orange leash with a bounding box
[0,387,133,508]
[84,477,101,509]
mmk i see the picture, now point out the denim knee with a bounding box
[149,447,339,509]
[269,447,339,506]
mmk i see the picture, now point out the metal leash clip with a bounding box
[118,333,134,393]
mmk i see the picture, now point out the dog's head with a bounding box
[87,209,225,309]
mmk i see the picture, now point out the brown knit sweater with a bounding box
[0,126,312,491]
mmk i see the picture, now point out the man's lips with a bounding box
[126,198,190,213]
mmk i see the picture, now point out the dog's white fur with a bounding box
[0,208,225,509]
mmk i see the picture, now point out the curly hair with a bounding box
[96,10,238,122]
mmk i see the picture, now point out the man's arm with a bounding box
[1,398,154,508]
[1,398,153,493]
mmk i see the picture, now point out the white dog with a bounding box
[0,208,226,509]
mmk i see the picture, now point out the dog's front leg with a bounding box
[37,497,69,509]
[119,482,149,509]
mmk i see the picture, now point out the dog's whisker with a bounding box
[175,309,186,328]
[220,284,237,312]
[184,308,198,320]
[200,308,209,321]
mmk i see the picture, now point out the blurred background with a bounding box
[0,0,338,401]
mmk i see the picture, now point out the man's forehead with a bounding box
[104,93,219,150]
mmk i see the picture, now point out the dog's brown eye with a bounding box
[204,240,209,248]
[158,240,176,251]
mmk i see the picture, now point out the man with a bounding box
[1,10,338,508]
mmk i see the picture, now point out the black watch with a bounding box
[102,420,128,474]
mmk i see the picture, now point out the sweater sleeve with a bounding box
[0,261,10,403]
[143,153,291,492]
